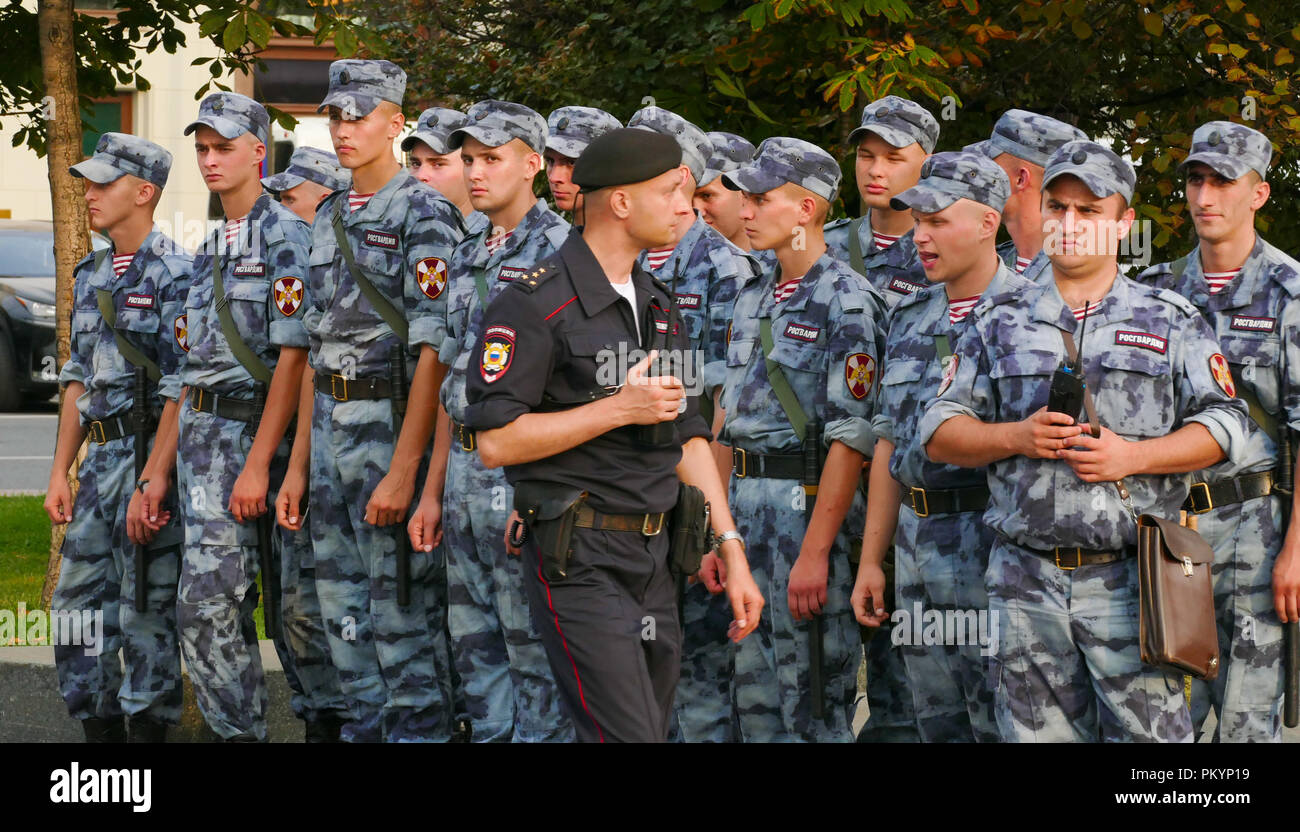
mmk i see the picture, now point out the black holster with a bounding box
[668,483,711,581]
[513,480,586,583]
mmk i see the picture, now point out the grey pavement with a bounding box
[0,411,57,496]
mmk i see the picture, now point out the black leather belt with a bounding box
[86,411,150,445]
[573,503,665,535]
[189,387,257,422]
[450,419,476,452]
[732,448,802,479]
[1022,544,1135,571]
[1183,470,1274,514]
[314,371,392,401]
[905,484,990,517]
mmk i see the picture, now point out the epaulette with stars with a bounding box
[516,264,559,293]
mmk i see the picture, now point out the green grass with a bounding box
[0,495,268,640]
[0,496,49,615]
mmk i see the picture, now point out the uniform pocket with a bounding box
[990,350,1057,418]
[1096,349,1173,437]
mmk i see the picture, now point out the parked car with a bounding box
[0,219,109,410]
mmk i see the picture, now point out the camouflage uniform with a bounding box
[720,139,887,742]
[918,142,1252,742]
[305,59,463,742]
[177,92,346,741]
[825,96,939,311]
[262,145,350,195]
[436,101,574,742]
[873,152,1018,742]
[1136,121,1292,742]
[56,134,189,730]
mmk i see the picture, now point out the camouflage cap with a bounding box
[448,99,548,154]
[847,95,940,153]
[962,139,995,157]
[317,59,406,118]
[546,106,622,159]
[697,131,756,188]
[70,132,172,189]
[1043,140,1137,204]
[184,92,270,146]
[721,136,841,202]
[262,146,349,194]
[401,107,470,155]
[627,106,711,184]
[1180,120,1273,181]
[986,109,1087,168]
[891,150,1010,213]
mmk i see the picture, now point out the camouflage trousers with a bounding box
[443,444,571,742]
[310,395,454,742]
[671,580,739,742]
[892,505,997,742]
[1187,493,1285,742]
[988,538,1193,742]
[856,549,920,743]
[53,438,183,723]
[176,407,346,740]
[730,476,861,742]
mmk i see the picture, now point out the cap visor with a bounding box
[988,134,1047,167]
[401,130,449,155]
[848,123,915,150]
[890,183,959,213]
[1042,168,1121,200]
[545,137,586,160]
[448,125,512,151]
[1179,152,1251,181]
[721,166,783,195]
[184,115,250,141]
[261,173,305,193]
[316,91,379,117]
[69,157,124,185]
[696,169,722,187]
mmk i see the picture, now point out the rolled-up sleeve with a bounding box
[1177,310,1251,464]
[822,292,881,457]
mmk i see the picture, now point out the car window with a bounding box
[0,230,110,277]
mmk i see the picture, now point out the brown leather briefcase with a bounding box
[1136,513,1219,681]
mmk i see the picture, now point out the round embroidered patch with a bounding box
[480,325,516,383]
[937,353,960,396]
[416,257,447,300]
[845,352,875,400]
[1208,353,1236,397]
[174,314,189,352]
[273,276,304,317]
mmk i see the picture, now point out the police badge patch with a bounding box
[174,315,189,352]
[1209,353,1236,397]
[417,257,447,300]
[845,353,875,400]
[481,325,515,383]
[273,276,304,316]
[937,353,959,396]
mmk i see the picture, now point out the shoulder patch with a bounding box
[845,352,875,399]
[480,325,516,383]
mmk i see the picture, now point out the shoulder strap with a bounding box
[933,333,952,364]
[93,248,110,273]
[1170,255,1189,281]
[95,288,161,383]
[846,216,867,276]
[331,202,409,344]
[1061,328,1137,515]
[473,262,492,310]
[210,252,273,384]
[759,316,808,442]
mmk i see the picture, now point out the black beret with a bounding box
[573,127,682,193]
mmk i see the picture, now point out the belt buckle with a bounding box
[910,486,929,517]
[191,388,204,412]
[642,512,665,536]
[733,448,748,478]
[1054,546,1082,571]
[330,374,349,402]
[88,420,107,445]
[1189,481,1214,514]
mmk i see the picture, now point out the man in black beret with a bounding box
[462,128,764,742]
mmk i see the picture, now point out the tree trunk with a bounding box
[38,0,89,610]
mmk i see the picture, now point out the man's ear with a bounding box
[607,187,631,220]
[389,110,406,141]
[1251,179,1271,212]
[980,208,1001,241]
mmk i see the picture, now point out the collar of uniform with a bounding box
[471,198,552,268]
[1212,233,1268,311]
[858,208,918,267]
[1021,249,1050,282]
[234,192,274,258]
[1036,267,1134,330]
[773,254,829,313]
[918,258,1017,336]
[649,214,707,276]
[87,228,164,291]
[344,166,412,223]
[561,231,641,318]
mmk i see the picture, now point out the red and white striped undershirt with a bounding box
[645,245,675,271]
[485,230,514,255]
[111,252,134,277]
[1071,301,1102,321]
[773,277,803,304]
[873,231,901,251]
[223,217,246,248]
[947,295,980,324]
[1015,255,1033,273]
[348,190,375,212]
[1204,267,1241,295]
